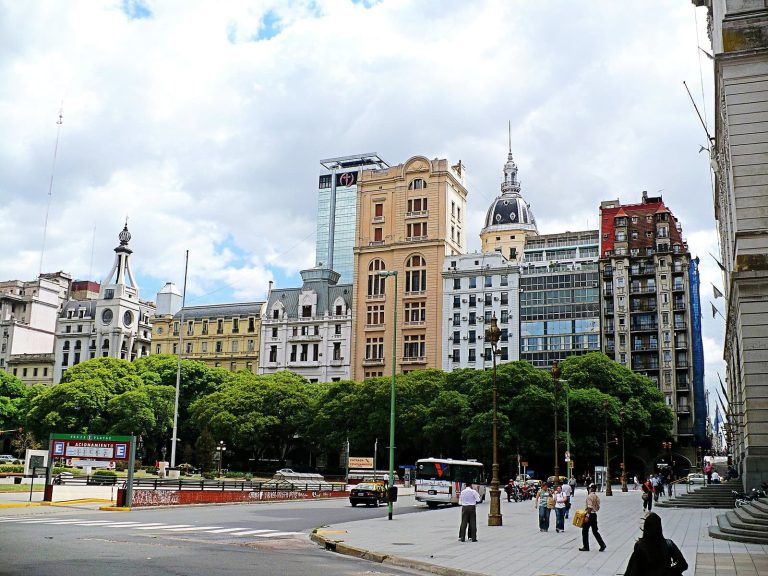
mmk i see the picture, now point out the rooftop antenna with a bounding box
[88,225,97,281]
[39,103,64,275]
[508,120,511,153]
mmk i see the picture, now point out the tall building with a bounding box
[695,0,768,487]
[259,267,351,382]
[1,272,71,382]
[351,156,468,380]
[441,252,520,371]
[152,301,264,372]
[53,225,155,383]
[599,193,705,457]
[316,153,389,284]
[520,230,601,368]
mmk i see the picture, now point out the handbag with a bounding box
[572,508,588,527]
[642,493,649,501]
[546,496,555,509]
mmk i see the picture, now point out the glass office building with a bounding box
[316,153,389,284]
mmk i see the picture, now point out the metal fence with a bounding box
[56,475,346,492]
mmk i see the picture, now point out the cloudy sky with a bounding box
[1,1,727,409]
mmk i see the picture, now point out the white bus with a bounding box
[414,458,486,508]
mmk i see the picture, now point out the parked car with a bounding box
[177,463,199,475]
[687,472,706,484]
[546,475,568,486]
[0,455,18,464]
[349,482,387,507]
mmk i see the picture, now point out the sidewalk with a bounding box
[313,488,768,576]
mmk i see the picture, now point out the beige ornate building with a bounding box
[351,156,468,380]
[152,302,264,372]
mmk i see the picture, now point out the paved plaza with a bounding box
[315,487,768,576]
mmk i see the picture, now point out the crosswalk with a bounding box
[0,516,303,538]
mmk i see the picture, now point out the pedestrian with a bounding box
[554,485,568,532]
[504,480,513,502]
[458,482,481,542]
[642,477,654,511]
[704,461,713,485]
[569,474,577,494]
[632,475,639,491]
[535,482,552,532]
[624,512,688,575]
[711,470,721,484]
[651,474,660,502]
[579,484,607,552]
[561,480,572,519]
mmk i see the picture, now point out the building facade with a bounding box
[520,230,601,368]
[441,252,520,371]
[316,153,389,284]
[599,194,705,454]
[695,0,768,487]
[152,301,264,372]
[260,267,351,382]
[351,156,468,380]
[1,272,71,382]
[53,225,154,383]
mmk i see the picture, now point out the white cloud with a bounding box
[0,0,724,362]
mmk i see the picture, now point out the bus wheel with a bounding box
[427,502,438,509]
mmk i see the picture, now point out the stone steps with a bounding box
[709,502,768,545]
[656,485,736,509]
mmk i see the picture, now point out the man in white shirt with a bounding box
[458,483,482,542]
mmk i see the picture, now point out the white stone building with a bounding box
[53,225,154,383]
[259,267,352,382]
[442,252,521,371]
[1,272,71,383]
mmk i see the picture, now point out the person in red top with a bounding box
[641,478,654,511]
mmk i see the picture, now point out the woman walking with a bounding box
[641,477,654,511]
[554,485,568,532]
[535,483,552,532]
[624,512,688,575]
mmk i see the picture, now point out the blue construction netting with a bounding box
[689,257,708,447]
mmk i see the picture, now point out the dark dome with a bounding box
[481,151,538,234]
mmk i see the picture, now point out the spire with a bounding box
[500,150,521,197]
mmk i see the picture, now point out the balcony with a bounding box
[675,339,688,349]
[405,210,429,219]
[605,344,615,352]
[403,320,426,327]
[632,343,659,352]
[629,286,656,295]
[673,302,686,311]
[631,322,659,332]
[364,323,385,331]
[630,266,656,276]
[404,290,427,298]
[362,358,385,366]
[369,240,385,246]
[604,306,614,316]
[630,304,658,313]
[676,361,689,369]
[604,288,614,296]
[632,361,660,371]
[372,215,385,224]
[676,383,689,392]
[401,356,427,365]
[674,322,686,330]
[366,293,385,301]
[672,283,685,292]
[677,427,694,436]
[602,268,614,278]
[330,358,345,367]
[676,404,691,414]
[288,333,322,342]
[405,235,428,242]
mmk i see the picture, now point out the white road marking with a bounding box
[204,527,249,533]
[134,524,192,530]
[163,526,223,532]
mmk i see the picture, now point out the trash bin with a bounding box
[13,477,22,484]
[388,485,398,503]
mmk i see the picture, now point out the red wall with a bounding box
[126,488,348,507]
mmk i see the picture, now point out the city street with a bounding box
[0,495,430,576]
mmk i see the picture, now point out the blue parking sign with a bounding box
[115,444,127,459]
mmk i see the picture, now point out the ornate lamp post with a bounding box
[216,441,227,477]
[378,270,398,521]
[485,314,502,526]
[552,361,561,480]
[620,409,627,492]
[603,399,613,496]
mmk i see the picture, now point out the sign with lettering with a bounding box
[50,434,132,461]
[348,457,374,469]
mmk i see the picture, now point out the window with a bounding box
[405,255,427,293]
[156,344,161,354]
[300,344,308,361]
[453,312,460,325]
[271,327,278,338]
[457,207,461,222]
[187,321,194,335]
[374,202,384,217]
[468,348,476,362]
[301,305,312,318]
[333,342,342,360]
[485,276,493,288]
[232,341,239,353]
[501,310,509,323]
[215,341,223,353]
[469,312,476,325]
[408,178,427,190]
[335,304,343,316]
[453,278,461,290]
[367,305,385,325]
[451,201,455,217]
[365,337,384,360]
[469,294,476,307]
[272,308,280,319]
[407,197,428,212]
[65,325,71,333]
[202,342,208,353]
[248,318,255,332]
[77,324,82,333]
[452,349,460,362]
[290,345,297,362]
[453,295,461,309]
[335,324,342,335]
[269,346,277,362]
[312,344,319,361]
[403,334,425,358]
[406,221,427,239]
[484,293,492,306]
[217,319,223,334]
[202,320,209,334]
[469,277,477,289]
[247,339,255,352]
[367,259,386,296]
[501,292,508,305]
[500,275,508,286]
[404,301,426,323]
[374,227,383,241]
[186,342,193,354]
[232,318,240,333]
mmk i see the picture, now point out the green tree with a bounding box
[0,371,28,431]
[195,428,216,472]
[60,357,143,395]
[26,379,112,437]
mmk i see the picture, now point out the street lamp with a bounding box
[216,441,227,477]
[603,399,613,496]
[552,361,561,480]
[378,270,398,521]
[485,314,502,526]
[620,409,627,492]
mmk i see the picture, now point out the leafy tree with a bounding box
[26,379,112,437]
[106,385,175,458]
[195,428,216,473]
[0,371,29,431]
[60,357,142,395]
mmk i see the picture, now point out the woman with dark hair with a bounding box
[624,513,688,575]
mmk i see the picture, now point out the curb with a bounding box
[100,506,131,512]
[0,498,114,508]
[310,530,486,576]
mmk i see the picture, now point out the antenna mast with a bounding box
[39,104,64,275]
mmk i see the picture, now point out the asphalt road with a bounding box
[0,495,430,576]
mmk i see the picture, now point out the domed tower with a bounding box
[479,149,538,262]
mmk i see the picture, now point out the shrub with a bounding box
[93,469,118,478]
[0,465,24,473]
[52,466,83,476]
[143,466,158,475]
[202,471,216,480]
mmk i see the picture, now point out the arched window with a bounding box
[74,341,81,350]
[405,255,427,293]
[63,341,70,350]
[367,259,386,296]
[408,178,427,190]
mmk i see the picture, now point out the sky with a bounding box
[0,1,727,412]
